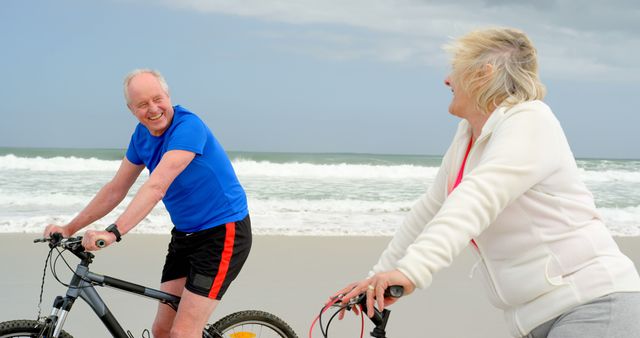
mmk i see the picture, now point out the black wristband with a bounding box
[105,223,122,242]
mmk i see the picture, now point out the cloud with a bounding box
[254,28,447,65]
[160,0,640,81]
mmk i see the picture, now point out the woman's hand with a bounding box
[362,270,415,317]
[332,269,416,319]
[328,280,367,320]
[81,230,116,251]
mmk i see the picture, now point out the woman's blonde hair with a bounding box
[444,27,546,114]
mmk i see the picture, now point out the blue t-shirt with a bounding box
[126,105,248,232]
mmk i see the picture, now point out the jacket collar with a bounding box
[455,104,510,145]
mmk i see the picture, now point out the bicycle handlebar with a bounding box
[339,285,404,309]
[34,233,83,250]
[35,232,108,250]
[317,285,403,337]
[33,233,99,263]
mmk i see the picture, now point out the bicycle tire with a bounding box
[207,310,298,338]
[0,319,73,338]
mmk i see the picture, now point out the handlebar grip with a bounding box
[384,285,404,298]
[96,239,106,248]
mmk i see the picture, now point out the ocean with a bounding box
[1,147,639,236]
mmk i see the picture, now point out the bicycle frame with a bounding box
[47,253,180,338]
[30,235,294,338]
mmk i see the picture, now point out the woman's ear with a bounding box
[472,63,493,83]
[482,63,494,77]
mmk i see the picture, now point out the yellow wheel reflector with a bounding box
[229,332,256,338]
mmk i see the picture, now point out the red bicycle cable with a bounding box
[309,297,339,338]
[309,298,366,338]
[359,304,364,338]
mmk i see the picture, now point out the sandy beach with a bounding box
[1,234,639,337]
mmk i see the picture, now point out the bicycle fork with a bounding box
[42,295,75,338]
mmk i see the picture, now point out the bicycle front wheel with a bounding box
[0,320,73,338]
[208,310,298,338]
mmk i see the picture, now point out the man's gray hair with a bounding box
[123,69,170,104]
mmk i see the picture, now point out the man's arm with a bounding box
[44,157,144,237]
[82,150,195,250]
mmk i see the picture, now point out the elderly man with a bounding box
[44,69,251,338]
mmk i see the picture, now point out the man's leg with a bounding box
[169,288,219,338]
[160,218,251,338]
[152,277,186,338]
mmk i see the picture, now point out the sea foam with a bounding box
[1,154,638,236]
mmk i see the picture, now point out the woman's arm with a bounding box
[396,103,563,289]
[370,157,450,275]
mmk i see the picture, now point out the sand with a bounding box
[1,234,639,338]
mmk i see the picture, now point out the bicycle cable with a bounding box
[334,303,364,338]
[309,297,365,338]
[36,242,99,320]
[36,243,96,320]
[126,328,151,338]
[50,247,96,289]
[36,247,54,320]
[318,299,338,337]
[309,297,337,338]
[326,303,363,338]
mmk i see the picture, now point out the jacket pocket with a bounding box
[491,255,565,306]
[471,258,509,309]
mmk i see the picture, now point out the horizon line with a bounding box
[1,146,639,162]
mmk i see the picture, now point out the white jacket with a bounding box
[371,100,640,337]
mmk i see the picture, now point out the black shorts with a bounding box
[161,215,252,300]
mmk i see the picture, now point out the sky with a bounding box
[1,0,639,159]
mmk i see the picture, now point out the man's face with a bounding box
[126,73,174,136]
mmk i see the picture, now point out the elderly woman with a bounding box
[336,27,640,338]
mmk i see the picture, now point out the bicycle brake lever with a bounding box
[348,294,365,307]
[48,233,64,248]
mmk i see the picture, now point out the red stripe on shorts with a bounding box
[208,222,236,299]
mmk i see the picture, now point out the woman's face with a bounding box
[444,73,477,119]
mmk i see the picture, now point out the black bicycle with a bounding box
[310,286,403,338]
[0,234,298,338]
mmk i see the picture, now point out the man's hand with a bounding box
[43,224,73,238]
[82,230,116,251]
